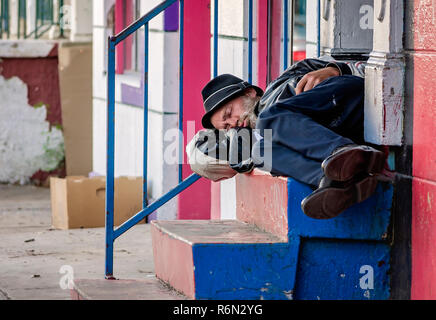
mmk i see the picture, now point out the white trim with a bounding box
[203,83,244,105]
[0,40,57,58]
[207,94,239,116]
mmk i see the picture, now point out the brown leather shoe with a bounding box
[301,174,379,220]
[321,144,386,182]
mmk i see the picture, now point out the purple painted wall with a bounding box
[164,2,179,32]
[121,3,179,107]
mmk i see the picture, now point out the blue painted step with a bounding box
[151,170,393,300]
[151,220,292,300]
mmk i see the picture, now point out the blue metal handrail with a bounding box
[178,0,184,183]
[105,0,202,279]
[106,0,320,279]
[213,0,218,78]
[317,0,321,57]
[248,0,253,83]
[283,0,289,70]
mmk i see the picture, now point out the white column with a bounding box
[8,0,18,38]
[364,0,404,145]
[70,0,93,42]
[306,0,319,58]
[320,0,336,55]
[26,0,36,36]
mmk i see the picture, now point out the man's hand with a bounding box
[295,67,340,95]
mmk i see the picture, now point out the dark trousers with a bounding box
[254,75,365,187]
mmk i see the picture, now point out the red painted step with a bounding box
[236,169,289,241]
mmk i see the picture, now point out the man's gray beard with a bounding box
[240,96,260,128]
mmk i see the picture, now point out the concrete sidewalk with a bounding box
[0,184,155,300]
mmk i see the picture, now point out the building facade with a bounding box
[0,0,93,185]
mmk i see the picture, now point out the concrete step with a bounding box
[236,169,289,241]
[151,220,292,300]
[71,276,188,300]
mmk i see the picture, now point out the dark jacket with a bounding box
[255,57,365,116]
[189,57,367,178]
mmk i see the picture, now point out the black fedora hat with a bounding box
[201,74,263,129]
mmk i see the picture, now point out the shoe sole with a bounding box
[301,175,379,220]
[322,147,385,182]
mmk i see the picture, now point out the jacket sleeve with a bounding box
[257,58,367,115]
[325,61,366,78]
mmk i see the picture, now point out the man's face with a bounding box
[210,88,257,130]
[210,96,247,130]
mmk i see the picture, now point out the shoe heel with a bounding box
[355,176,378,203]
[367,151,386,175]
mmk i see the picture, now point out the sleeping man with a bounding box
[188,57,386,220]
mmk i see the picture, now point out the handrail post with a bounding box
[23,0,27,39]
[283,0,288,70]
[178,0,184,183]
[59,0,64,38]
[290,0,295,66]
[143,23,149,208]
[248,0,253,84]
[35,0,38,38]
[213,0,218,78]
[0,0,10,39]
[18,0,22,38]
[105,37,116,280]
[41,0,44,25]
[0,0,3,39]
[6,0,10,39]
[317,0,321,57]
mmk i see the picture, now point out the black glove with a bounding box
[227,127,255,174]
[195,129,229,161]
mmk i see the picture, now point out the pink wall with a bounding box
[210,181,221,220]
[114,0,134,74]
[269,0,282,82]
[115,0,125,74]
[178,0,212,220]
[257,0,268,90]
[411,0,436,300]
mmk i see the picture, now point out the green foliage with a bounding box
[40,128,65,172]
[33,102,46,109]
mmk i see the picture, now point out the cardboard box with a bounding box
[50,176,145,229]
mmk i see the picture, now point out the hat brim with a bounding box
[201,85,263,129]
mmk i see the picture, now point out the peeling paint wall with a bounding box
[0,76,64,184]
[0,55,62,126]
